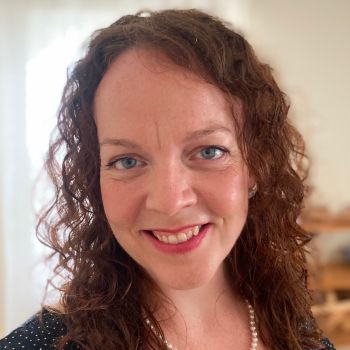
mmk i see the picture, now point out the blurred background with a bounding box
[0,0,349,348]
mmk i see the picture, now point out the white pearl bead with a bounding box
[145,300,258,350]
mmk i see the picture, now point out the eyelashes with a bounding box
[196,146,228,160]
[107,157,145,170]
[105,145,230,171]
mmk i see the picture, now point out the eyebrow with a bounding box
[99,138,141,149]
[183,126,233,142]
[99,126,233,148]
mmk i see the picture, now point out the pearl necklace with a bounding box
[145,300,258,350]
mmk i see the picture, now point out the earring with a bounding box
[248,184,257,199]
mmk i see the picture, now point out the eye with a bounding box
[198,146,227,160]
[108,157,142,170]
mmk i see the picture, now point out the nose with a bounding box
[145,161,197,216]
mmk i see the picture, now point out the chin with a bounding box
[150,262,223,291]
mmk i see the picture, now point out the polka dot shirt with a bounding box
[0,309,337,349]
[320,338,337,350]
[0,309,77,349]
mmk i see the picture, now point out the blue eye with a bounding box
[111,157,140,170]
[199,146,226,160]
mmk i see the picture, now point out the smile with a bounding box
[143,224,210,254]
[152,225,201,245]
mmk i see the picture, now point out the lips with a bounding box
[143,223,210,254]
[152,225,201,244]
[145,224,207,245]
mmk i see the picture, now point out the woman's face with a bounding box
[95,48,252,291]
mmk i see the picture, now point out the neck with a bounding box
[146,262,249,348]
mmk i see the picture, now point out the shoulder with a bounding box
[320,337,336,350]
[0,309,78,349]
[305,337,336,350]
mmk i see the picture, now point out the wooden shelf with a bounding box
[300,206,350,233]
[303,206,350,348]
[309,263,350,291]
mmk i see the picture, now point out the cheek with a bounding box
[100,179,140,229]
[201,167,249,216]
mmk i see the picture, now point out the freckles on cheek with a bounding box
[100,181,135,227]
[210,171,249,215]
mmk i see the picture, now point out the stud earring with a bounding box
[248,184,257,199]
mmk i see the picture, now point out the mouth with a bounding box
[144,224,209,245]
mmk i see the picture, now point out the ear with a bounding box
[248,173,256,190]
[248,175,257,199]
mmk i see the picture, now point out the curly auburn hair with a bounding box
[37,8,325,350]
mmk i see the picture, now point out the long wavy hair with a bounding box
[37,9,324,350]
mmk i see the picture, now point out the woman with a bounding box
[0,9,335,350]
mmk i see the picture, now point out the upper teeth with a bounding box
[153,225,201,245]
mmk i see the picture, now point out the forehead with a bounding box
[93,48,240,136]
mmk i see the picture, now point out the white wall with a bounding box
[0,1,35,336]
[243,0,350,211]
